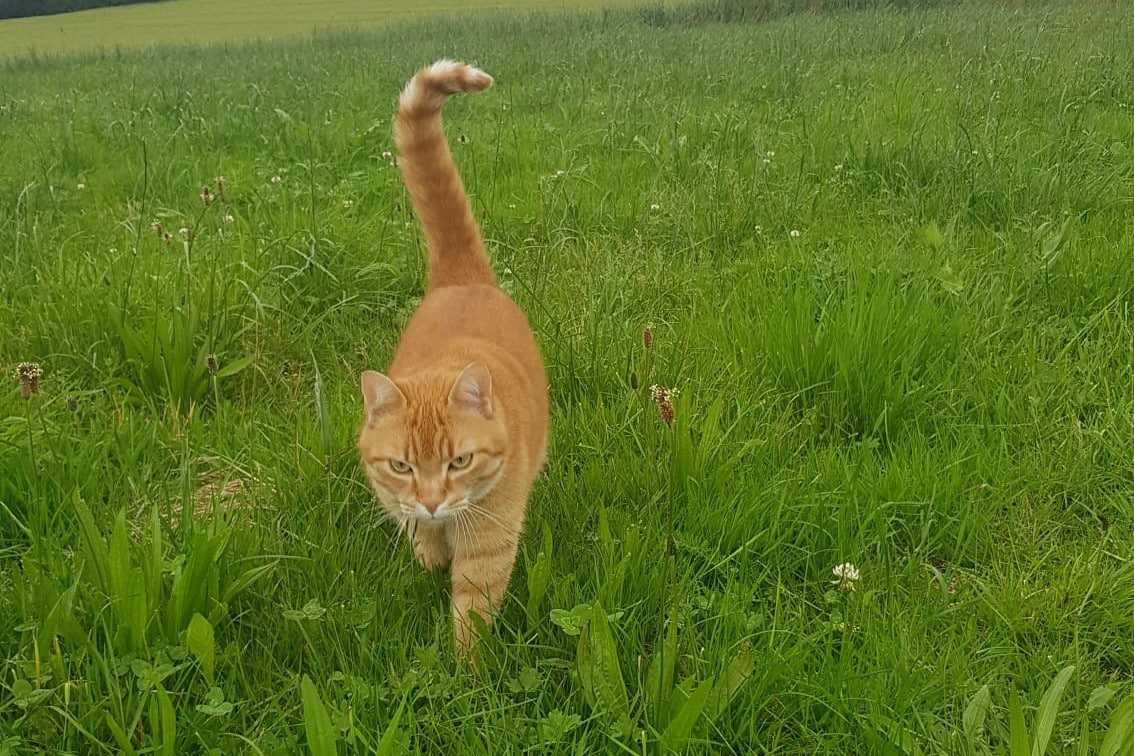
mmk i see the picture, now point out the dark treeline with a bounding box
[0,0,172,20]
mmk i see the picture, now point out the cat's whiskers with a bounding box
[464,501,518,538]
[450,509,468,554]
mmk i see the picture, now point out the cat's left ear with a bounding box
[449,362,493,418]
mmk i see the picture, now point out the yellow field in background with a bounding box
[0,0,661,59]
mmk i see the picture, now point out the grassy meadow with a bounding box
[0,0,670,60]
[2,0,1134,752]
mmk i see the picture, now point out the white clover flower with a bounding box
[790,229,801,238]
[223,214,235,224]
[342,199,353,209]
[834,164,844,172]
[766,150,775,158]
[76,182,86,190]
[270,175,282,185]
[831,562,861,591]
[649,203,660,211]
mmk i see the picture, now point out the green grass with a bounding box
[2,1,1134,753]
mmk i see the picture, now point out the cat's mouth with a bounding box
[401,499,471,522]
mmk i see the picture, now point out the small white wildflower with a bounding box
[555,170,565,178]
[223,214,234,224]
[76,182,86,190]
[270,175,282,185]
[342,199,353,209]
[831,562,861,591]
[790,229,801,238]
[834,163,844,172]
[762,158,771,164]
[754,225,762,233]
[507,203,516,209]
[766,150,775,158]
[649,203,660,211]
[179,227,192,240]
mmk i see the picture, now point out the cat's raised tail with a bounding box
[394,60,495,291]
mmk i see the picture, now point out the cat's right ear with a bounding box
[361,370,406,423]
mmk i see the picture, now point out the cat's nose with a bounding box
[420,498,444,515]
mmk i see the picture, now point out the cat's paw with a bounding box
[413,529,450,572]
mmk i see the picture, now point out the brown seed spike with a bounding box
[642,325,654,350]
[650,384,677,426]
[16,362,42,399]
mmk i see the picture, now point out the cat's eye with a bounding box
[449,454,473,470]
[388,459,412,474]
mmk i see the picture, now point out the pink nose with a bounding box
[420,499,443,514]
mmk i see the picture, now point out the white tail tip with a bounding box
[399,59,493,112]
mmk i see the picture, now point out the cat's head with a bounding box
[357,362,507,523]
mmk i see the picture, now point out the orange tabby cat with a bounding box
[357,60,549,656]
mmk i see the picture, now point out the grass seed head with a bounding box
[17,362,42,399]
[650,384,678,426]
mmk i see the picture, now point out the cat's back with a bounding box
[394,284,545,388]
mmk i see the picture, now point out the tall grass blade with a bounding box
[1031,665,1075,756]
[1009,686,1031,756]
[1099,694,1134,756]
[964,684,992,752]
[301,675,339,756]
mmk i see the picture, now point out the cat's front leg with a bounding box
[449,526,520,657]
[412,522,450,572]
